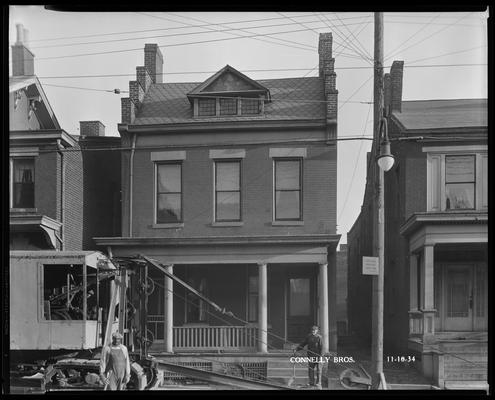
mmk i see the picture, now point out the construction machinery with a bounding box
[9,251,299,392]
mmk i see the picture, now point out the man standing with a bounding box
[100,332,131,390]
[295,325,323,388]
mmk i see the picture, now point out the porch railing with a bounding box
[174,326,258,351]
[147,315,258,351]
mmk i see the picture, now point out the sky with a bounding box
[8,7,488,244]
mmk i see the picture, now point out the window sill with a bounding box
[10,208,37,213]
[211,221,244,227]
[152,223,184,229]
[271,221,304,226]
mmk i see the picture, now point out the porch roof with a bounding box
[400,211,488,238]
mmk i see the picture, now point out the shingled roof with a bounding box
[391,99,487,131]
[132,76,326,125]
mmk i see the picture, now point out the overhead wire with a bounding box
[384,11,476,62]
[384,13,442,61]
[337,97,373,224]
[162,11,318,54]
[331,12,373,62]
[8,62,487,81]
[316,12,373,65]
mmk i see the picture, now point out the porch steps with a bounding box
[440,341,487,382]
[267,359,311,386]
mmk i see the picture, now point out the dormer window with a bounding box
[198,98,216,116]
[219,97,237,116]
[187,65,270,119]
[241,98,261,115]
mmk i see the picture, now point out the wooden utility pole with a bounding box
[372,11,384,387]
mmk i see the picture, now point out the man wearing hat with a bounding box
[295,325,323,388]
[99,332,131,390]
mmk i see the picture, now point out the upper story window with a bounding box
[156,162,182,223]
[274,158,302,221]
[425,147,487,212]
[445,155,475,210]
[12,158,35,208]
[215,160,241,222]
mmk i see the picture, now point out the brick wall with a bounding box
[125,135,337,238]
[80,121,105,137]
[63,142,84,250]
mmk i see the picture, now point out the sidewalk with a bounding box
[327,337,432,389]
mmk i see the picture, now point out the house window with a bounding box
[241,99,260,115]
[185,274,208,323]
[445,155,475,210]
[12,158,35,208]
[156,163,182,223]
[426,149,487,212]
[198,98,216,116]
[219,98,237,115]
[247,268,258,322]
[274,159,302,220]
[215,160,241,221]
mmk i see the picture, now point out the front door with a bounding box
[287,276,315,343]
[443,265,473,331]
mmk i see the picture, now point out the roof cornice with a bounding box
[94,234,341,247]
[10,129,77,148]
[119,119,330,134]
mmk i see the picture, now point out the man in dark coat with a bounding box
[295,325,323,388]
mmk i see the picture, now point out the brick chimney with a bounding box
[318,33,338,123]
[12,24,35,76]
[80,121,105,137]
[384,61,404,113]
[144,43,163,84]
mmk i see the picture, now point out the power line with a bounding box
[384,13,442,61]
[17,12,369,43]
[9,62,486,82]
[331,12,373,62]
[337,98,373,223]
[384,12,476,62]
[12,25,374,62]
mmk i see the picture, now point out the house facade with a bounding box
[9,25,121,252]
[95,33,341,355]
[347,61,488,388]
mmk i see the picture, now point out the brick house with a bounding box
[347,61,488,388]
[95,33,341,358]
[9,25,121,251]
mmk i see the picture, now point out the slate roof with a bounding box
[392,99,487,131]
[132,76,326,125]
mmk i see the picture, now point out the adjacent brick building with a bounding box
[95,33,341,358]
[347,61,488,388]
[9,25,121,251]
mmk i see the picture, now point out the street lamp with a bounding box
[376,118,395,172]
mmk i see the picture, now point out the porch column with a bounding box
[258,262,268,353]
[318,262,330,354]
[421,246,436,343]
[164,264,174,353]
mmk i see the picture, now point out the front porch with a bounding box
[401,215,488,388]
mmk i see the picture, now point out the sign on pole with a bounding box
[362,256,379,275]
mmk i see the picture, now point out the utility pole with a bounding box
[372,11,384,388]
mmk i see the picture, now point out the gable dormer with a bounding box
[187,65,271,118]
